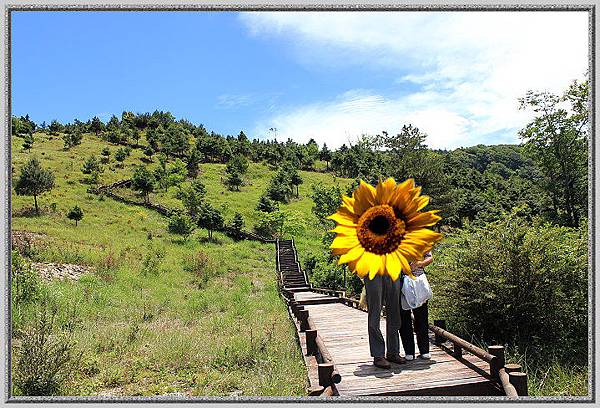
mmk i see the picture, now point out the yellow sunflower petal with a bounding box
[415,195,430,211]
[328,225,358,236]
[404,229,443,244]
[375,177,397,205]
[407,211,442,229]
[378,254,387,275]
[355,252,372,278]
[327,212,357,226]
[390,178,414,212]
[338,245,365,265]
[386,252,402,281]
[332,247,349,256]
[353,180,377,215]
[368,253,383,280]
[331,235,360,249]
[395,250,412,276]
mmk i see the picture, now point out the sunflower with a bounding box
[328,178,442,281]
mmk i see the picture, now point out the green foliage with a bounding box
[168,212,196,240]
[140,246,166,277]
[430,214,587,363]
[62,131,82,150]
[182,251,217,288]
[89,116,104,135]
[178,180,206,218]
[185,147,203,178]
[114,147,127,165]
[22,132,34,152]
[256,195,278,213]
[227,212,245,240]
[196,203,224,240]
[66,205,84,226]
[13,304,78,396]
[81,155,103,184]
[131,166,156,203]
[11,251,41,310]
[310,184,343,225]
[14,157,55,214]
[254,209,304,238]
[518,79,589,227]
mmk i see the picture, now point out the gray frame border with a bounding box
[1,2,596,405]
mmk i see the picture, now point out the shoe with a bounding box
[373,356,391,369]
[419,353,431,360]
[404,354,414,361]
[386,354,407,364]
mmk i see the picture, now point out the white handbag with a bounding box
[401,273,432,310]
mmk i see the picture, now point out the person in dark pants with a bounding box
[399,251,433,360]
[364,274,406,368]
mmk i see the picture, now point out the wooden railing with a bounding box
[283,291,341,395]
[429,320,528,397]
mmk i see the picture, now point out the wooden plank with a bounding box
[286,289,494,396]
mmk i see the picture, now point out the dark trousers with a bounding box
[399,301,429,356]
[365,275,401,358]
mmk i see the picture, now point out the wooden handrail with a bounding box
[429,322,526,397]
[428,323,495,363]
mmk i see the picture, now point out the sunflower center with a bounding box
[369,215,390,235]
[357,205,406,255]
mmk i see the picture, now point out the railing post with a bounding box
[298,309,309,332]
[488,345,505,379]
[434,319,446,344]
[318,363,334,387]
[306,329,318,356]
[509,372,528,396]
[452,341,463,358]
[505,363,522,374]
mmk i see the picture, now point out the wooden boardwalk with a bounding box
[275,239,520,397]
[293,291,500,396]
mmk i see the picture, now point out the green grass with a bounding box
[11,132,339,396]
[11,132,588,397]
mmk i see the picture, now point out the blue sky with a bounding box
[12,11,589,149]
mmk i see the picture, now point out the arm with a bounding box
[413,251,433,268]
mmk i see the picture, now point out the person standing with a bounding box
[364,274,406,368]
[399,250,433,360]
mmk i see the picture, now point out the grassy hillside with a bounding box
[10,132,350,396]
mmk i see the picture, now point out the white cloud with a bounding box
[241,11,589,149]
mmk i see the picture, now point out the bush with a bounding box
[429,214,587,363]
[11,251,41,308]
[13,304,79,396]
[304,251,362,296]
[227,212,245,240]
[182,251,217,288]
[256,195,278,213]
[168,212,196,240]
[141,246,165,277]
[254,210,304,238]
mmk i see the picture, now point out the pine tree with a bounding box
[67,205,84,226]
[14,157,55,214]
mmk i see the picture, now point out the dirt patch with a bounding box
[31,262,94,281]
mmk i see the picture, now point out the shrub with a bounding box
[429,213,587,363]
[14,157,55,214]
[304,251,362,296]
[13,304,79,396]
[256,195,278,213]
[66,205,84,226]
[254,210,304,238]
[168,212,196,240]
[11,251,40,308]
[182,251,217,288]
[227,212,245,240]
[141,246,165,277]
